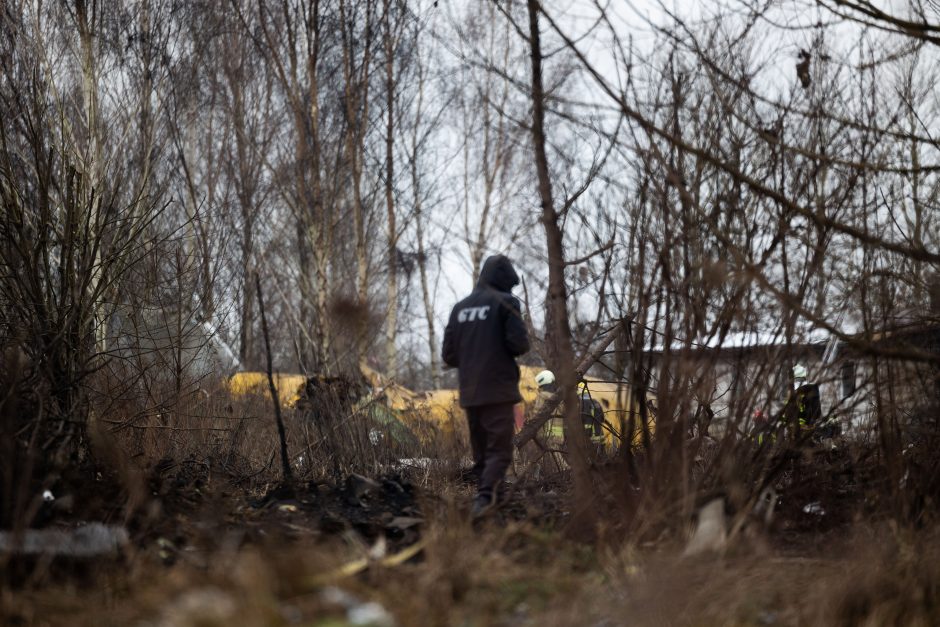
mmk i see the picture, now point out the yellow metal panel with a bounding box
[225,372,307,408]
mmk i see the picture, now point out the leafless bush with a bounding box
[494,0,940,539]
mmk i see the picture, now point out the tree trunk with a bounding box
[525,0,598,525]
[383,0,398,378]
[408,48,439,388]
[76,0,106,356]
[340,0,374,368]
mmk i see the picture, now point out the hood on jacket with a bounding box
[477,255,520,292]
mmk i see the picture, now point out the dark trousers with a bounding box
[466,402,515,499]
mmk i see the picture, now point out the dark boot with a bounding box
[471,491,497,519]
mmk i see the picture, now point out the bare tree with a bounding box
[524,0,599,519]
[340,0,377,340]
[0,0,183,527]
[382,0,403,378]
[408,32,443,389]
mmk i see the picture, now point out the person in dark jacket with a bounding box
[442,255,530,518]
[782,363,823,439]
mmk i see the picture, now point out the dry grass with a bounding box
[6,514,940,626]
[4,374,940,626]
[96,375,462,491]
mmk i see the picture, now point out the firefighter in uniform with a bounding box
[578,381,607,456]
[533,370,564,442]
[783,363,823,440]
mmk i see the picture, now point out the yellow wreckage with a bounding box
[224,366,461,442]
[225,371,308,407]
[516,365,654,447]
[226,364,652,447]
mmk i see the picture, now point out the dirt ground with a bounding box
[3,449,940,627]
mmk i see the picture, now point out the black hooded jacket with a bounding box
[442,255,530,407]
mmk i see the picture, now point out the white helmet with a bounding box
[792,364,808,379]
[534,369,555,387]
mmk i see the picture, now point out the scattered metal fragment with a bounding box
[802,502,825,516]
[321,586,396,627]
[0,523,128,558]
[683,498,727,557]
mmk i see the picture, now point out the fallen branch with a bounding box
[306,538,428,586]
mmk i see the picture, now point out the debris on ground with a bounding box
[684,498,727,557]
[802,502,826,516]
[156,587,238,627]
[321,586,396,627]
[0,522,128,558]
